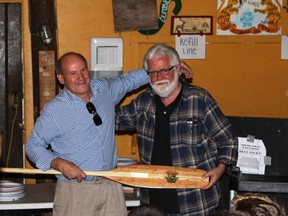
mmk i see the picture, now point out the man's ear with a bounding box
[57,74,65,85]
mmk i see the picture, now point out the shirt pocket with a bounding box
[178,116,210,164]
[180,116,205,145]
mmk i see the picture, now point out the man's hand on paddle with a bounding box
[201,163,226,189]
[51,157,87,183]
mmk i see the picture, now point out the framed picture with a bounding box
[171,16,213,35]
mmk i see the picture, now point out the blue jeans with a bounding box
[167,214,181,216]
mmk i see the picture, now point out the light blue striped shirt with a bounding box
[26,68,149,181]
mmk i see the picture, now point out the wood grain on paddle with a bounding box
[0,165,209,189]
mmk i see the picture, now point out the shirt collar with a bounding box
[60,87,88,104]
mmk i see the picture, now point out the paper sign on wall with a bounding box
[237,137,267,175]
[175,35,206,59]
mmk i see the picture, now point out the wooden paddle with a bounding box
[0,165,209,189]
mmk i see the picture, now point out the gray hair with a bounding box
[143,44,180,71]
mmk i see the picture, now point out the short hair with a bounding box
[127,205,166,216]
[55,52,88,75]
[230,193,286,216]
[143,44,180,71]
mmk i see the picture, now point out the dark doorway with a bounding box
[0,3,23,169]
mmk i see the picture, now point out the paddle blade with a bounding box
[102,164,209,189]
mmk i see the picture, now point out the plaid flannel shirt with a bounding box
[115,82,238,216]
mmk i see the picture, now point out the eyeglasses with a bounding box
[147,65,176,77]
[86,102,102,126]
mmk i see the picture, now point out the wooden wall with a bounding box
[53,0,288,159]
[3,0,287,161]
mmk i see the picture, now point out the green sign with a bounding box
[138,0,182,35]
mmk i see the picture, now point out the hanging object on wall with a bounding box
[171,16,213,36]
[139,0,182,35]
[216,0,282,35]
[112,0,158,32]
[40,20,53,45]
[175,35,207,60]
[29,0,57,121]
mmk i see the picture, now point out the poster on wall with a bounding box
[216,0,282,35]
[171,16,213,35]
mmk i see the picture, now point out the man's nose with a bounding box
[78,72,85,79]
[156,71,164,79]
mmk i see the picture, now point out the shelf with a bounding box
[0,183,140,210]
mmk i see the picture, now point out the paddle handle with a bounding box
[0,167,158,178]
[0,167,107,176]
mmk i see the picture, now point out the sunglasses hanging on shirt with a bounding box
[86,102,102,126]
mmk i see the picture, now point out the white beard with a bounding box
[150,72,179,98]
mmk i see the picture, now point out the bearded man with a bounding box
[115,44,238,216]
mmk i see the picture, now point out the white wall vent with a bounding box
[90,37,123,79]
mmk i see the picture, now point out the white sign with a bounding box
[175,35,206,59]
[237,137,267,175]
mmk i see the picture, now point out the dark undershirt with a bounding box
[149,88,183,214]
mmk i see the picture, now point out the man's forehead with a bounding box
[63,55,85,66]
[148,56,170,67]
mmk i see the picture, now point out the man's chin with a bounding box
[153,88,169,96]
[154,86,166,92]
